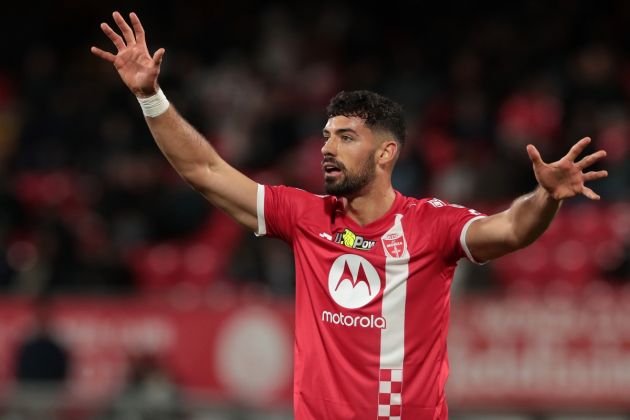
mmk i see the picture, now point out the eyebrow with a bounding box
[322,128,359,136]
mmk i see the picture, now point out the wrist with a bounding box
[536,185,561,202]
[535,186,563,213]
[134,83,160,99]
[137,88,170,118]
[136,91,157,99]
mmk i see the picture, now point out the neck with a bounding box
[344,182,397,226]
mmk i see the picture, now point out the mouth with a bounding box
[322,161,343,178]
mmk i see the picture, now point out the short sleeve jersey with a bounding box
[256,184,486,420]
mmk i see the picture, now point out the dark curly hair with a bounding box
[326,90,406,147]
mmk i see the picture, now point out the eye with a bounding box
[341,135,353,142]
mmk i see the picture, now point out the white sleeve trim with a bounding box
[459,215,487,265]
[254,184,266,237]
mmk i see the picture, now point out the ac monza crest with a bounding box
[382,233,406,259]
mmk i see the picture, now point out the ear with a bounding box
[377,140,399,165]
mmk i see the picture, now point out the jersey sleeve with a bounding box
[255,184,304,243]
[423,198,487,264]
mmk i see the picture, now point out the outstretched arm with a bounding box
[466,137,607,262]
[91,11,258,231]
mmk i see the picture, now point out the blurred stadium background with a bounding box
[1,1,629,419]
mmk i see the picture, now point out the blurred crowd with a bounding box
[1,1,628,297]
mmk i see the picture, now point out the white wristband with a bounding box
[137,89,170,118]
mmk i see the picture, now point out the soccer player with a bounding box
[91,12,608,420]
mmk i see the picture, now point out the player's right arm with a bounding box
[91,11,258,231]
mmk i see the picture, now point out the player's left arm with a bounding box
[465,137,607,263]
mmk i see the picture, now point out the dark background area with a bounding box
[0,0,628,296]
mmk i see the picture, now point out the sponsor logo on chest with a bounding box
[321,254,386,329]
[334,228,376,250]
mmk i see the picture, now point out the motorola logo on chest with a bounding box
[321,254,387,329]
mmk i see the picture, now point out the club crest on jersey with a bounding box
[334,228,376,250]
[382,232,406,259]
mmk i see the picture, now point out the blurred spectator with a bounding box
[14,297,69,384]
[10,296,71,420]
[99,352,187,420]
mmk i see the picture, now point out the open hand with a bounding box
[91,11,164,97]
[527,137,607,200]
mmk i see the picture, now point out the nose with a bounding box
[321,137,337,157]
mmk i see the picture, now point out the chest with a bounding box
[292,213,446,316]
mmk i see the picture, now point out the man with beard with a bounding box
[92,12,608,420]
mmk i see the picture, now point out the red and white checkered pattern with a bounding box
[377,368,402,420]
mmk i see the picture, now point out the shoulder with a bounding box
[411,196,470,212]
[400,195,482,221]
[264,184,336,213]
[265,184,325,202]
[397,195,446,216]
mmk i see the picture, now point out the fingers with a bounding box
[582,186,600,200]
[90,46,116,62]
[100,22,126,51]
[153,48,166,66]
[113,11,136,46]
[576,149,607,170]
[583,170,608,182]
[129,12,145,43]
[565,137,591,161]
[526,144,543,165]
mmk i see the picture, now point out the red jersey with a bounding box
[256,185,485,420]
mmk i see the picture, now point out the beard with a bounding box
[323,153,377,197]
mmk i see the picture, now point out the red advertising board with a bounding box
[1,286,629,410]
[0,293,294,407]
[448,286,630,410]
